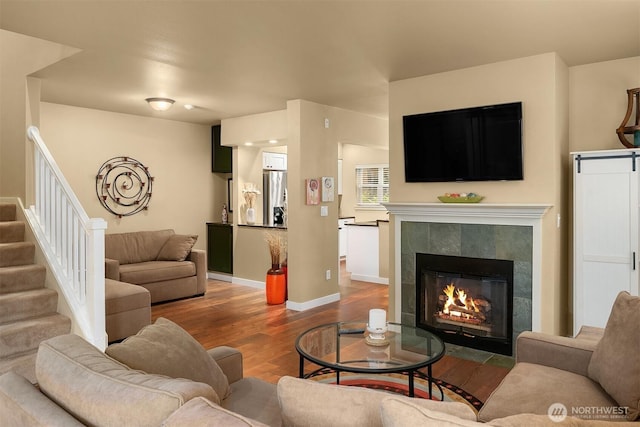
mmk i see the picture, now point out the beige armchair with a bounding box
[479,291,640,423]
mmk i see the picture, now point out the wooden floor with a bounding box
[152,265,510,403]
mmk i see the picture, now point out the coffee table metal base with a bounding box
[299,358,444,400]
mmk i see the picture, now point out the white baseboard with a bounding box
[207,272,233,282]
[217,276,342,311]
[231,276,265,290]
[286,292,341,311]
[350,274,389,285]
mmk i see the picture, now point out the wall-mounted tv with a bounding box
[403,102,523,182]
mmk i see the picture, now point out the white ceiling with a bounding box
[1,0,639,125]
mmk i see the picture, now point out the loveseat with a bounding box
[104,229,206,303]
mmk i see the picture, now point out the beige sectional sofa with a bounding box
[105,229,206,303]
[2,315,633,426]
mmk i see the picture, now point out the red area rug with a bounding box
[308,368,483,415]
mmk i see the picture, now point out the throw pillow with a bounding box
[162,397,269,427]
[587,291,640,421]
[380,397,483,427]
[106,317,230,401]
[156,234,198,261]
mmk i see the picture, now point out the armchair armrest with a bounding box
[516,331,599,376]
[188,249,206,295]
[207,346,243,384]
[105,258,120,280]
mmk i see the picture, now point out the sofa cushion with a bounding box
[277,376,476,427]
[478,362,618,422]
[0,371,85,427]
[105,229,174,264]
[36,334,218,427]
[587,291,640,421]
[162,396,269,427]
[105,278,150,315]
[119,260,196,285]
[489,414,620,426]
[106,317,231,401]
[157,234,198,261]
[224,377,282,427]
[380,397,482,427]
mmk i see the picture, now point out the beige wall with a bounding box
[569,56,640,152]
[228,102,387,301]
[389,53,569,334]
[0,30,79,200]
[339,143,389,222]
[39,103,222,251]
[222,109,287,146]
[286,100,340,302]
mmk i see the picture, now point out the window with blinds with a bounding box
[356,164,389,206]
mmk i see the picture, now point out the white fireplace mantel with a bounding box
[383,202,551,222]
[382,202,552,332]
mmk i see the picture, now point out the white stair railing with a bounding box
[25,126,108,350]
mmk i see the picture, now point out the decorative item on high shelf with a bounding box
[437,192,483,203]
[221,204,228,224]
[264,231,287,304]
[616,87,640,148]
[95,156,154,218]
[242,183,260,225]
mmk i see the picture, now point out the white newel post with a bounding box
[86,218,108,350]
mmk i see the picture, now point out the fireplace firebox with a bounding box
[416,253,513,356]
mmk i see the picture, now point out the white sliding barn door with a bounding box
[573,151,639,334]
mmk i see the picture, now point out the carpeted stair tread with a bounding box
[0,289,58,324]
[0,204,16,222]
[0,314,71,358]
[0,264,46,294]
[0,241,35,267]
[0,221,25,243]
[0,350,36,384]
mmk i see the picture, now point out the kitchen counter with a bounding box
[348,220,389,227]
[237,223,287,230]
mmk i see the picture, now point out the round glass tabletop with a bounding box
[295,321,445,375]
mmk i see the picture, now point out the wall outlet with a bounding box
[325,269,331,280]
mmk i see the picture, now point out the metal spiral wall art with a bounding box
[95,156,154,218]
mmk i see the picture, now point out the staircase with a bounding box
[0,203,71,383]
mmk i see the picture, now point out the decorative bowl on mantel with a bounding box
[437,193,483,203]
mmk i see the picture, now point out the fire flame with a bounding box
[443,283,480,315]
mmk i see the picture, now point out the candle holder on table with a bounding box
[366,308,389,346]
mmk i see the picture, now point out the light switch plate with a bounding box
[320,206,328,216]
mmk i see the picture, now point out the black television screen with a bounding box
[403,102,523,182]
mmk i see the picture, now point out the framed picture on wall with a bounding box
[322,176,334,202]
[306,178,320,205]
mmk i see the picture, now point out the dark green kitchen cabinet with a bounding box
[207,223,233,274]
[211,125,232,173]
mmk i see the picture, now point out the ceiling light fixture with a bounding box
[145,97,175,111]
[184,104,195,110]
[269,139,278,144]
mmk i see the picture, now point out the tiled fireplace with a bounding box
[384,203,550,355]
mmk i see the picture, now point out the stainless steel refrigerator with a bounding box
[263,170,287,226]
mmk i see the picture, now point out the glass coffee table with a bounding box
[295,321,445,398]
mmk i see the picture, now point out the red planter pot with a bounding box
[266,264,286,305]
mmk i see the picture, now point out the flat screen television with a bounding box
[403,102,523,182]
